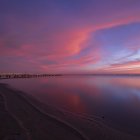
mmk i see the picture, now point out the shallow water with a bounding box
[1,76,140,136]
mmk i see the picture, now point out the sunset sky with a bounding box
[0,0,140,74]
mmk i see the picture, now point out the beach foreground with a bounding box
[0,83,139,140]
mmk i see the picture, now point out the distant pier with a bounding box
[0,73,62,79]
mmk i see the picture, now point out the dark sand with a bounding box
[0,83,139,140]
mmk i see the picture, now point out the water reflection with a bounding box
[111,77,140,89]
[1,76,140,135]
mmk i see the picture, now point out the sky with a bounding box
[0,0,140,74]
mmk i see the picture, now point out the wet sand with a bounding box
[0,83,139,140]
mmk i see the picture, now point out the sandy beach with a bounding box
[0,83,139,140]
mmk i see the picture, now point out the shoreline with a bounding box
[0,83,139,140]
[0,84,88,140]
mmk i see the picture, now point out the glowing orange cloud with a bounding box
[96,60,140,74]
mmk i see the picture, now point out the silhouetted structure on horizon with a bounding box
[0,73,62,79]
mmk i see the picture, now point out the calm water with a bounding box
[1,76,140,135]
